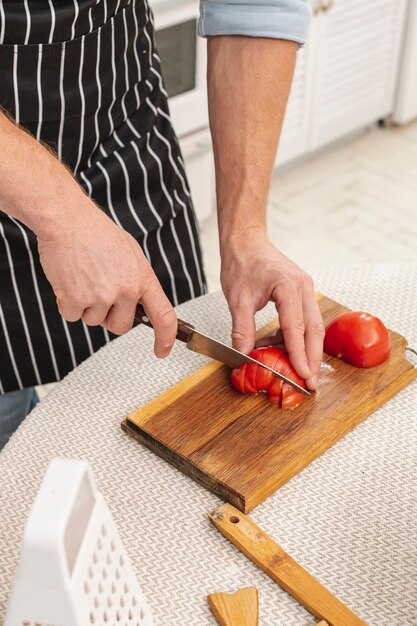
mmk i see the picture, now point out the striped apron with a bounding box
[0,0,206,394]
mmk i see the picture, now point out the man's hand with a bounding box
[220,229,324,390]
[0,111,176,357]
[38,198,177,357]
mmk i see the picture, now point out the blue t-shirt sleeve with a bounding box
[198,0,311,44]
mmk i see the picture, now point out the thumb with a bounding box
[229,297,256,354]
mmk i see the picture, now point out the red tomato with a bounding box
[323,311,391,368]
[230,347,307,409]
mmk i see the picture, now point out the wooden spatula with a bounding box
[208,587,259,626]
[209,504,367,626]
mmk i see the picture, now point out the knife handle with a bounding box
[135,304,194,343]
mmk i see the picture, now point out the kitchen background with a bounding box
[154,0,417,292]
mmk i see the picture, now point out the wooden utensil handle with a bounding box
[208,588,259,626]
[209,504,367,626]
[135,304,194,343]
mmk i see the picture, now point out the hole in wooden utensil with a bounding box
[230,516,240,524]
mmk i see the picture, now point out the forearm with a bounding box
[0,112,85,238]
[207,36,297,248]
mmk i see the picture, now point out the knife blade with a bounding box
[135,304,311,396]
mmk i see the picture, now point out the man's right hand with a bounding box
[0,112,177,358]
[37,197,177,357]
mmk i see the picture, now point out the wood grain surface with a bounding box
[122,294,417,512]
[209,504,367,626]
[207,587,259,626]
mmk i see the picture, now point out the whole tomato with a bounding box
[323,311,391,368]
[230,346,307,409]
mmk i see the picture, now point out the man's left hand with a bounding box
[220,229,324,391]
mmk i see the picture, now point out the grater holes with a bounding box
[115,567,121,580]
[123,582,129,594]
[106,553,112,566]
[116,610,121,621]
[107,596,113,608]
[101,524,108,537]
[97,537,103,550]
[98,580,104,594]
[84,580,90,594]
[90,611,95,623]
[92,551,99,565]
[132,596,137,606]
[111,581,117,594]
[120,595,125,607]
[110,539,116,552]
[88,565,94,578]
[140,608,145,619]
[103,610,108,622]
[94,596,100,608]
[119,554,125,567]
[102,566,108,579]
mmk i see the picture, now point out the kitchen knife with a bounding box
[135,304,310,396]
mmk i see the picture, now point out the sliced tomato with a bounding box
[247,347,280,391]
[230,347,307,409]
[230,362,257,394]
[324,311,391,368]
[281,380,307,409]
[267,376,284,405]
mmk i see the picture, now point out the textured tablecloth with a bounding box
[0,263,416,626]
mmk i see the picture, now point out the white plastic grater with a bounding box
[5,457,153,626]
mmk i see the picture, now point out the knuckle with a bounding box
[281,317,305,335]
[292,273,305,290]
[295,317,305,333]
[284,271,312,293]
[119,284,139,302]
[95,289,113,308]
[72,295,87,310]
[312,320,326,336]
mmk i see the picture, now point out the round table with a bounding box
[0,263,416,626]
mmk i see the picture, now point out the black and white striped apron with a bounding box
[0,0,206,394]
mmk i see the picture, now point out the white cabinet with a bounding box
[277,36,312,164]
[393,0,417,124]
[179,129,215,223]
[277,0,407,166]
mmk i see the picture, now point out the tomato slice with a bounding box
[230,347,307,409]
[281,380,307,409]
[247,347,281,391]
[231,362,257,394]
[268,376,284,405]
[324,311,391,368]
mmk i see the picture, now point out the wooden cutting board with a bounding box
[122,294,417,512]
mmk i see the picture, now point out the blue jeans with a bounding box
[0,388,38,450]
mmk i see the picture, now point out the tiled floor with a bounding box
[200,121,417,293]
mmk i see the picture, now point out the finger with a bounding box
[102,300,136,335]
[274,286,310,380]
[82,304,111,327]
[303,290,325,391]
[56,295,84,323]
[141,278,177,358]
[229,293,256,354]
[255,329,284,348]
